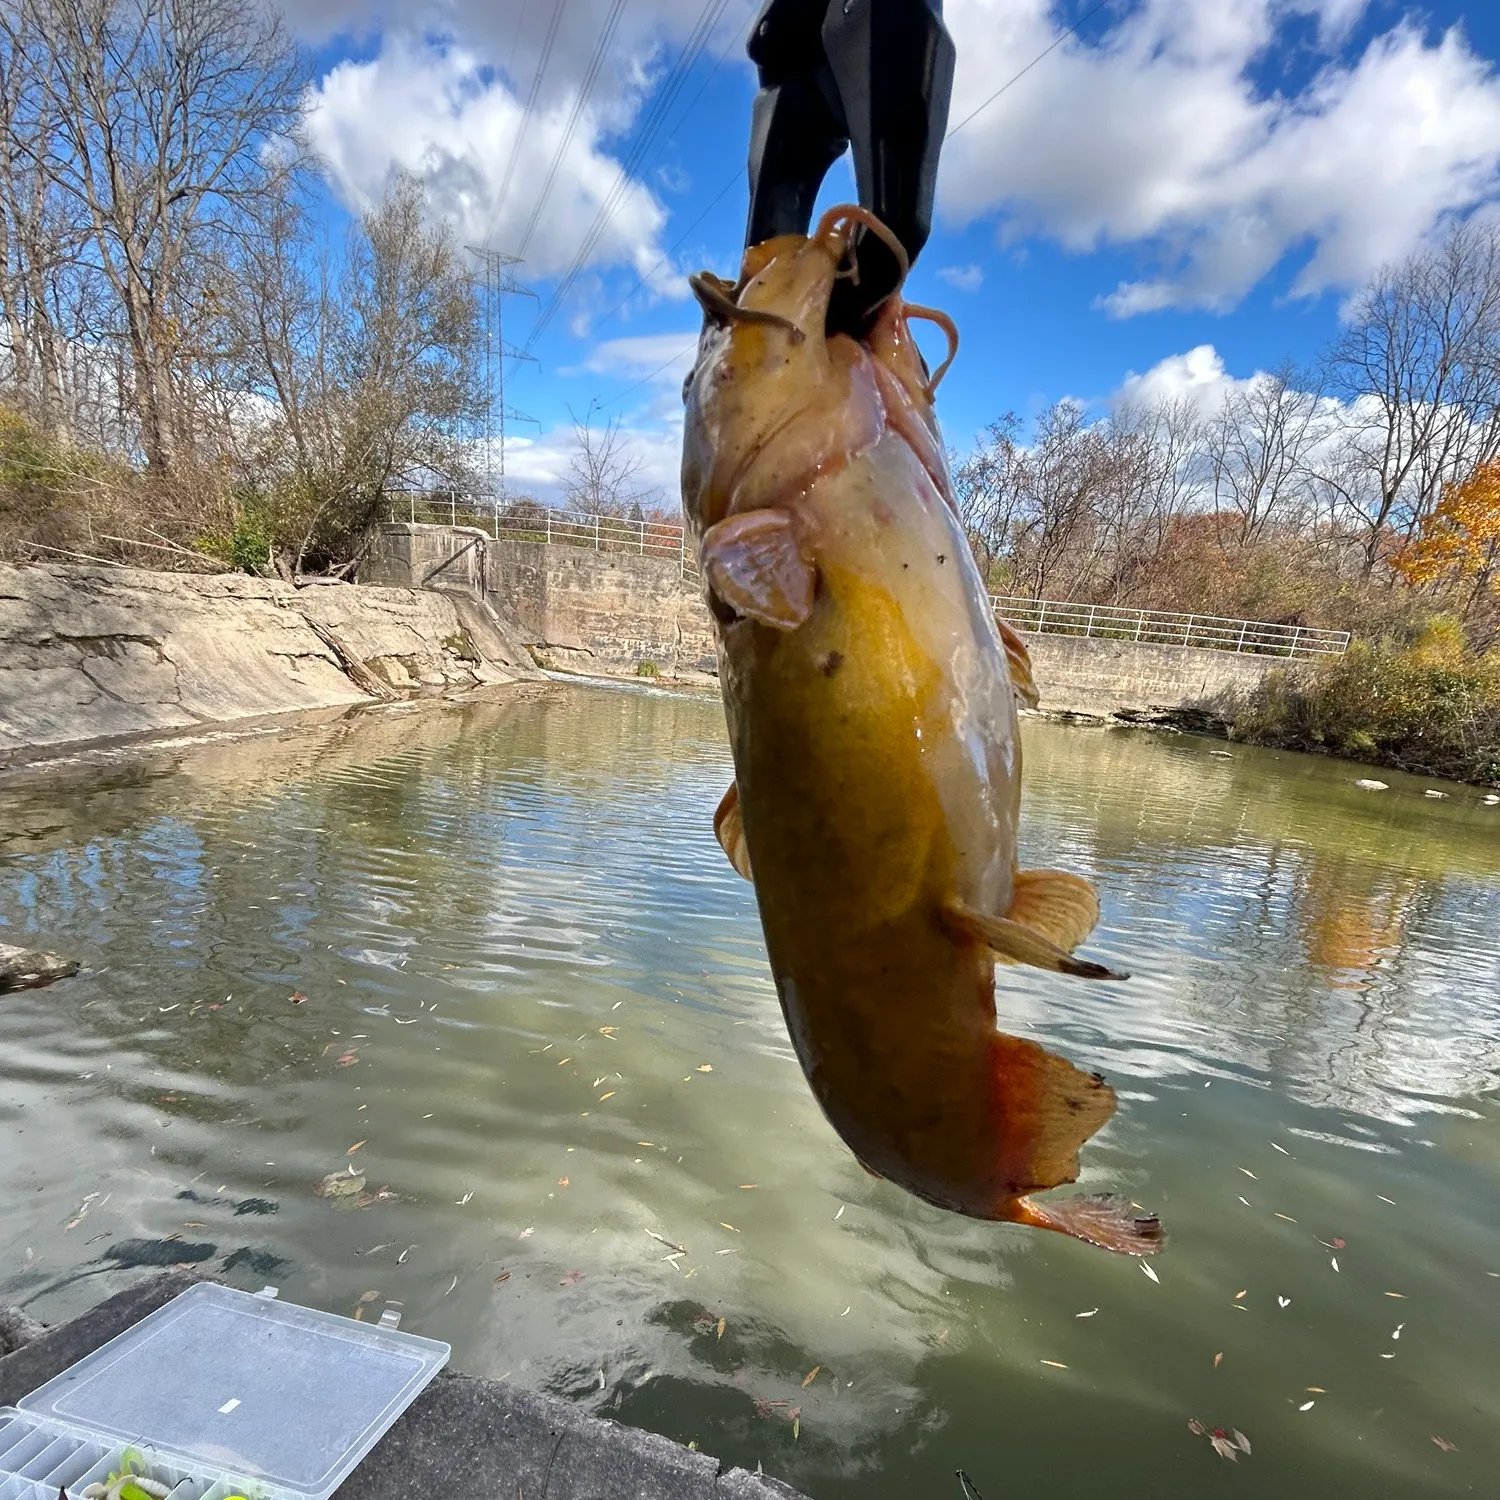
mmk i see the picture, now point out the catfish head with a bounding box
[680,207,909,537]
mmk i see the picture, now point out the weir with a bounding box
[364,520,1293,723]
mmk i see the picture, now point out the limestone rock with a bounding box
[0,941,78,992]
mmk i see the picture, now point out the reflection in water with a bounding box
[1,687,1498,1500]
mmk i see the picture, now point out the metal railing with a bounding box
[989,595,1349,657]
[380,497,1348,658]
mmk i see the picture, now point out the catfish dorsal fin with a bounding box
[713,781,753,881]
[943,897,1127,981]
[995,617,1039,709]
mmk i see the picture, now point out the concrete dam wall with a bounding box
[365,523,1282,721]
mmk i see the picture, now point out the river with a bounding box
[1,684,1497,1499]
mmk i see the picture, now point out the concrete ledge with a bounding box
[0,1274,806,1499]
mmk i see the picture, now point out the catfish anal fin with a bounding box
[995,617,1040,709]
[943,898,1127,981]
[700,510,815,630]
[987,1031,1161,1255]
[1010,1193,1165,1257]
[713,781,753,881]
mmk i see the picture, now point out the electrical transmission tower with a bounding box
[468,248,537,529]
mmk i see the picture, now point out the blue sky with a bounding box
[287,0,1500,505]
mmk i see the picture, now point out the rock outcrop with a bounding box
[0,563,536,763]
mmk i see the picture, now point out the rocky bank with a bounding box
[0,562,537,764]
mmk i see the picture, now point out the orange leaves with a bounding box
[1395,459,1500,592]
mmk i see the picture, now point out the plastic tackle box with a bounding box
[0,1282,449,1500]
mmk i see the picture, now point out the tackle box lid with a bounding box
[19,1281,449,1500]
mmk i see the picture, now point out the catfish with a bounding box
[680,205,1162,1255]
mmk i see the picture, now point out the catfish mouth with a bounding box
[689,206,911,345]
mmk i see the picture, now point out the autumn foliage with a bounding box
[1394,460,1500,625]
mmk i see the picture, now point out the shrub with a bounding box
[1230,618,1500,785]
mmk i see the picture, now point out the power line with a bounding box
[516,0,633,261]
[597,336,699,409]
[945,0,1112,139]
[494,0,571,225]
[521,0,738,354]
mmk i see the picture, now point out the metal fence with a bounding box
[989,596,1349,657]
[381,497,1348,659]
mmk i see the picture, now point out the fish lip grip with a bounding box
[744,0,956,333]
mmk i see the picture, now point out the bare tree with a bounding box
[564,403,658,516]
[1323,217,1500,573]
[18,0,304,472]
[1204,362,1326,544]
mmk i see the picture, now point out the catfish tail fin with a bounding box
[1008,1194,1165,1257]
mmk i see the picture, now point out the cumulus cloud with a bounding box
[936,263,984,292]
[1113,344,1247,413]
[304,38,674,282]
[503,419,685,507]
[940,0,1500,314]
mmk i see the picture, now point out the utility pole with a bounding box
[467,248,537,534]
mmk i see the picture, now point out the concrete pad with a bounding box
[0,1274,808,1499]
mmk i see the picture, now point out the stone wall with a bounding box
[1026,633,1279,721]
[365,523,1284,716]
[369,524,715,675]
[0,563,532,763]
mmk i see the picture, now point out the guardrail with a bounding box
[989,596,1348,658]
[381,498,1348,659]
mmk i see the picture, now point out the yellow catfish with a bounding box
[680,206,1162,1255]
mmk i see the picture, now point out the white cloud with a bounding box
[1114,344,1245,413]
[502,418,684,508]
[936,263,984,292]
[578,331,700,383]
[941,0,1500,314]
[304,37,672,282]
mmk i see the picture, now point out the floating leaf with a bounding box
[1392,1323,1404,1339]
[560,1269,584,1286]
[1278,1296,1290,1308]
[1235,1290,1247,1299]
[717,1317,725,1340]
[1040,1360,1068,1369]
[1299,1401,1315,1412]
[1385,1291,1405,1298]
[834,1205,845,1220]
[559,1177,570,1187]
[1331,1236,1346,1249]
[1076,1309,1098,1319]
[792,1416,800,1441]
[1432,1436,1458,1453]
[1214,1352,1223,1368]
[335,1052,359,1067]
[287,991,308,1005]
[493,1272,511,1287]
[347,1140,365,1154]
[697,1065,713,1073]
[1232,1429,1252,1455]
[1187,1419,1206,1436]
[1208,1434,1239,1462]
[1141,1262,1160,1284]
[1238,1168,1257,1179]
[1331,1257,1339,1272]
[802,1366,820,1387]
[357,1289,379,1304]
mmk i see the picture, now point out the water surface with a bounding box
[2,686,1498,1499]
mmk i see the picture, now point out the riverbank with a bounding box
[0,562,539,767]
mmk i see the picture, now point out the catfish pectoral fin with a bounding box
[943,898,1127,980]
[1007,1193,1165,1257]
[701,510,816,630]
[1008,869,1101,955]
[995,616,1040,709]
[714,781,753,881]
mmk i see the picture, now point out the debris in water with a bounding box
[1141,1263,1160,1283]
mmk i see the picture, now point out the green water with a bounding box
[2,685,1498,1499]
